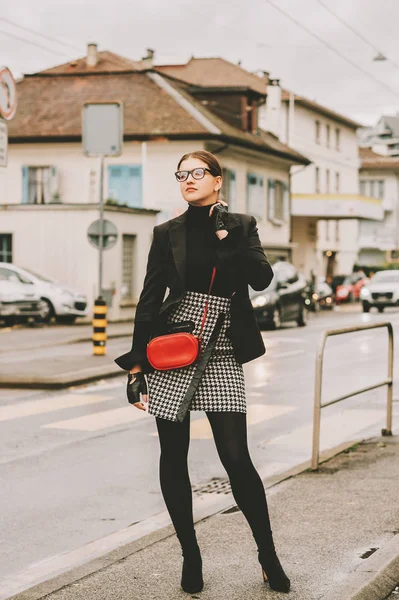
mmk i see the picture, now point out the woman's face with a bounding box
[177,157,222,205]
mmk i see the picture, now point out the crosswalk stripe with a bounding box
[42,406,149,431]
[149,404,297,439]
[0,394,112,423]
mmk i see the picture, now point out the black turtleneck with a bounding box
[185,202,234,298]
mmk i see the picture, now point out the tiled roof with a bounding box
[157,57,268,95]
[9,62,308,165]
[359,146,399,170]
[37,51,147,75]
[281,89,362,129]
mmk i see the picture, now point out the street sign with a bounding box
[0,120,7,167]
[0,67,17,121]
[82,103,123,156]
[87,219,118,250]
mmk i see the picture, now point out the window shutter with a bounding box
[21,166,29,204]
[108,164,142,207]
[283,181,290,222]
[268,179,276,221]
[228,169,236,211]
[49,166,60,202]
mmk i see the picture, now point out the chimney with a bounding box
[260,78,282,137]
[86,43,98,67]
[142,48,155,67]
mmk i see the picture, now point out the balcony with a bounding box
[358,229,397,250]
[291,193,383,221]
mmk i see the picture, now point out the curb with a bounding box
[0,367,124,390]
[1,438,363,600]
[322,534,399,600]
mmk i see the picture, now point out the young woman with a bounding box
[115,150,291,594]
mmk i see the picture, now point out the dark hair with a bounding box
[177,150,222,177]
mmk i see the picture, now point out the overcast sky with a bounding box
[2,0,399,126]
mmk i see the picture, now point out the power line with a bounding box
[264,0,399,101]
[0,17,82,53]
[315,0,399,74]
[0,28,70,57]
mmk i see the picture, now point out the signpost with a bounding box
[82,103,123,356]
[0,67,17,169]
[82,102,123,299]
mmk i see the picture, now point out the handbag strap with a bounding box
[198,266,217,344]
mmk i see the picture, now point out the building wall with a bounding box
[282,102,361,276]
[0,204,157,322]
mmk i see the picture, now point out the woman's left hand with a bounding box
[209,201,229,240]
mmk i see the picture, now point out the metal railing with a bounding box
[311,321,394,470]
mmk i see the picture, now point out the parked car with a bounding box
[250,261,308,329]
[0,263,88,324]
[335,271,369,304]
[306,277,334,312]
[360,270,399,313]
[0,270,46,326]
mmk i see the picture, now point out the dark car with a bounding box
[249,261,308,329]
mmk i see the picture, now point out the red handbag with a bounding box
[146,267,217,371]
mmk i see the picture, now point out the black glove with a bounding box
[126,371,148,405]
[211,203,228,232]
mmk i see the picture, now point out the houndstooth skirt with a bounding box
[146,290,246,422]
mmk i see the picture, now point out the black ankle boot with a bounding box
[181,545,203,594]
[258,549,291,593]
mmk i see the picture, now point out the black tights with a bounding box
[155,411,274,554]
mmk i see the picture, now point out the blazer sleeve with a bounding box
[114,225,167,371]
[215,216,274,291]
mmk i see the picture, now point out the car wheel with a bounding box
[270,307,281,330]
[297,303,308,327]
[40,299,55,323]
[378,306,384,313]
[3,316,16,327]
[56,315,77,325]
[362,302,370,313]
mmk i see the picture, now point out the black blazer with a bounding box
[114,209,274,373]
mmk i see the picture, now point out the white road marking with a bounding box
[0,394,112,423]
[42,406,150,431]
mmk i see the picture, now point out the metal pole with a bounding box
[98,154,104,299]
[311,333,327,470]
[383,322,394,436]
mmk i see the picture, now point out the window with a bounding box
[121,235,136,300]
[335,171,340,193]
[369,181,375,197]
[326,124,330,148]
[335,128,340,151]
[108,165,142,207]
[221,168,237,211]
[315,120,321,144]
[326,169,330,193]
[0,234,12,262]
[315,166,320,193]
[267,179,289,223]
[247,173,265,220]
[360,180,366,195]
[378,180,385,199]
[335,220,340,242]
[22,166,57,204]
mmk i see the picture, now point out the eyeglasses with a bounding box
[174,168,212,182]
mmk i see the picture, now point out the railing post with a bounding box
[382,322,394,436]
[311,333,327,471]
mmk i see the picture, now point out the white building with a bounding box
[0,47,309,321]
[259,81,383,278]
[358,147,399,266]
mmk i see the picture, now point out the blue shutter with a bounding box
[283,181,290,222]
[108,164,142,207]
[268,179,276,221]
[22,166,29,204]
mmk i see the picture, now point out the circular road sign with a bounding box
[87,219,118,250]
[0,67,17,121]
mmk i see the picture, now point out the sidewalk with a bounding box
[6,435,399,600]
[0,322,132,388]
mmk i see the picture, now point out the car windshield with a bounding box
[342,276,352,285]
[372,272,399,284]
[19,267,56,283]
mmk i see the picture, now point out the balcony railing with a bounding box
[291,193,383,220]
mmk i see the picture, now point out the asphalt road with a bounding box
[1,306,398,585]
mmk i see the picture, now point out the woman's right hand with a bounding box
[127,371,148,411]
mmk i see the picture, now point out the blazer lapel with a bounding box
[168,209,243,290]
